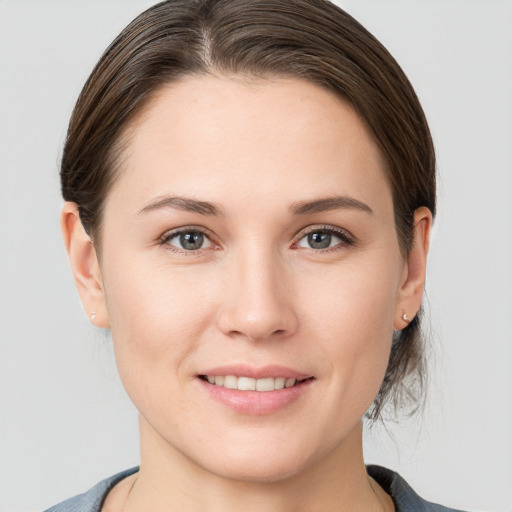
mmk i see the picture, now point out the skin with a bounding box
[62,75,431,512]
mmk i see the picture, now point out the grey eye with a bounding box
[307,232,332,249]
[296,228,350,250]
[167,231,212,251]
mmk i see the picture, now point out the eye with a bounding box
[295,226,354,251]
[162,229,213,251]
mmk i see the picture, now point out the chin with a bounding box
[188,433,332,485]
[204,454,312,484]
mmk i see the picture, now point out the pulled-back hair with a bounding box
[61,0,436,420]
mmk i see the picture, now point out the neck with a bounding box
[123,417,391,512]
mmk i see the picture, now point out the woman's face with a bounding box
[80,76,426,482]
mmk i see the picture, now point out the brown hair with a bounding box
[61,0,436,420]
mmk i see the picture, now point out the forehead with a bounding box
[108,75,391,214]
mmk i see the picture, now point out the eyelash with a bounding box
[158,225,355,254]
[294,225,356,252]
[158,226,218,255]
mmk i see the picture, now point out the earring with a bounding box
[402,312,410,323]
[91,312,96,321]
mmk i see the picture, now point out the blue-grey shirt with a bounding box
[44,465,466,511]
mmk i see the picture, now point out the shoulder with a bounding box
[43,467,139,512]
[367,465,467,512]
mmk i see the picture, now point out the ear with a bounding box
[394,206,432,330]
[61,202,109,328]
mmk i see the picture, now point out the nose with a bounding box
[215,248,299,342]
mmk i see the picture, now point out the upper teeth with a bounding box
[205,375,297,391]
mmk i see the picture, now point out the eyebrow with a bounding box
[138,195,225,216]
[138,194,373,217]
[290,196,373,215]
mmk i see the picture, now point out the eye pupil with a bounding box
[308,232,331,249]
[180,232,204,250]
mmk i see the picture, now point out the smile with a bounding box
[200,375,309,391]
[197,369,315,414]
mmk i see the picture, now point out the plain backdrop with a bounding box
[0,1,511,511]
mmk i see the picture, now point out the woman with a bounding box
[46,0,463,510]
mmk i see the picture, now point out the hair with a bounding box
[60,0,436,421]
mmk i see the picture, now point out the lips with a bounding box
[197,365,314,415]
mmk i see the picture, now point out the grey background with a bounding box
[0,1,511,511]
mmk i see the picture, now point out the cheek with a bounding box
[300,257,399,339]
[299,261,399,396]
[101,253,219,387]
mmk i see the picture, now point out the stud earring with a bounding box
[402,312,410,323]
[91,312,96,321]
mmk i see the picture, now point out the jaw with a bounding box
[136,416,371,512]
